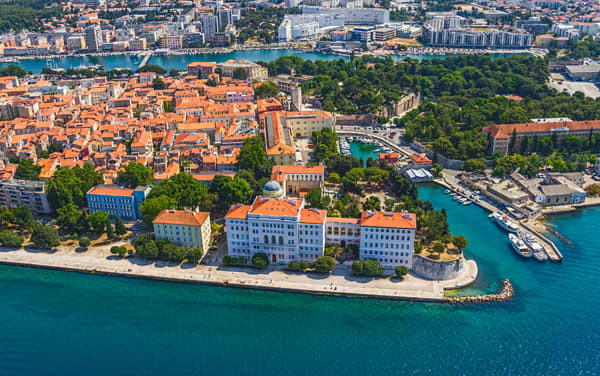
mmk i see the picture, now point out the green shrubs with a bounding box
[110,246,129,257]
[222,255,248,266]
[251,253,269,269]
[0,229,24,248]
[78,236,91,249]
[395,266,408,279]
[352,260,383,277]
[288,260,308,272]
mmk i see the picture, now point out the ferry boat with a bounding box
[520,232,548,262]
[509,233,532,258]
[492,212,519,233]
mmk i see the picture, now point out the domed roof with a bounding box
[263,180,283,198]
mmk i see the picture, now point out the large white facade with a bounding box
[226,196,417,269]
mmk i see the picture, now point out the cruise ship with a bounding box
[492,212,519,233]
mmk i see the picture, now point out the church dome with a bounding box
[263,180,283,198]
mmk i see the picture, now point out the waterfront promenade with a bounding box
[0,245,477,302]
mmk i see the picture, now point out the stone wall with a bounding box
[412,254,466,280]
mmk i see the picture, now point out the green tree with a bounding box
[30,223,60,249]
[209,175,254,211]
[352,260,364,275]
[117,162,154,188]
[363,196,381,211]
[432,241,445,253]
[15,159,41,181]
[11,206,33,227]
[453,235,468,249]
[395,265,408,278]
[46,164,103,210]
[147,173,210,210]
[140,195,177,227]
[462,158,487,174]
[187,248,204,264]
[114,216,127,235]
[152,77,166,90]
[0,230,24,247]
[254,81,279,98]
[78,236,91,249]
[141,240,159,259]
[328,172,340,184]
[236,136,273,179]
[106,218,114,238]
[362,259,383,277]
[56,203,83,234]
[313,256,336,273]
[88,211,109,233]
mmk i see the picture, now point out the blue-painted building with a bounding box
[86,185,151,220]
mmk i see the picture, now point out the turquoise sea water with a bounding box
[0,49,525,73]
[349,141,381,166]
[1,183,599,375]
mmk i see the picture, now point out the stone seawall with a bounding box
[445,279,514,303]
[412,254,466,281]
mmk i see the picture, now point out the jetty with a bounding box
[138,51,153,69]
[446,279,514,303]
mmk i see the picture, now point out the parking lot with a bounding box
[548,74,600,99]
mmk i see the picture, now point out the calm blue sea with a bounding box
[0,184,598,375]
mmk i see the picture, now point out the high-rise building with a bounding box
[217,8,232,31]
[85,25,102,52]
[201,15,219,40]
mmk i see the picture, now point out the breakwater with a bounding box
[445,279,514,303]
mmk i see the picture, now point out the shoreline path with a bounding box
[0,244,477,302]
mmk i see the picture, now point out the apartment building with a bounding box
[0,179,51,214]
[153,209,212,253]
[278,110,334,138]
[187,62,216,77]
[482,119,600,155]
[86,185,151,219]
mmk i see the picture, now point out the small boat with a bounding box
[492,212,519,233]
[509,233,532,258]
[462,200,471,205]
[453,195,461,201]
[445,189,451,194]
[458,197,467,203]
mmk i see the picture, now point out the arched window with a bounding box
[271,235,276,244]
[279,236,283,245]
[264,235,269,244]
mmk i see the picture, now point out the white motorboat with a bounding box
[444,189,451,194]
[492,212,519,233]
[509,233,532,258]
[462,200,472,205]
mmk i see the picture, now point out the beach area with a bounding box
[0,242,477,302]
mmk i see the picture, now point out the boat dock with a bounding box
[435,178,563,263]
[138,52,153,69]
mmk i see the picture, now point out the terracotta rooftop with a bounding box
[153,209,209,227]
[359,211,416,229]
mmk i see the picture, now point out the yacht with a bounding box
[520,232,548,262]
[492,212,519,233]
[509,233,532,258]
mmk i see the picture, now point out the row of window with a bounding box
[363,250,410,257]
[364,243,411,250]
[88,196,131,203]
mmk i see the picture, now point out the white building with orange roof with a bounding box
[153,209,212,252]
[225,193,327,264]
[358,211,416,268]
